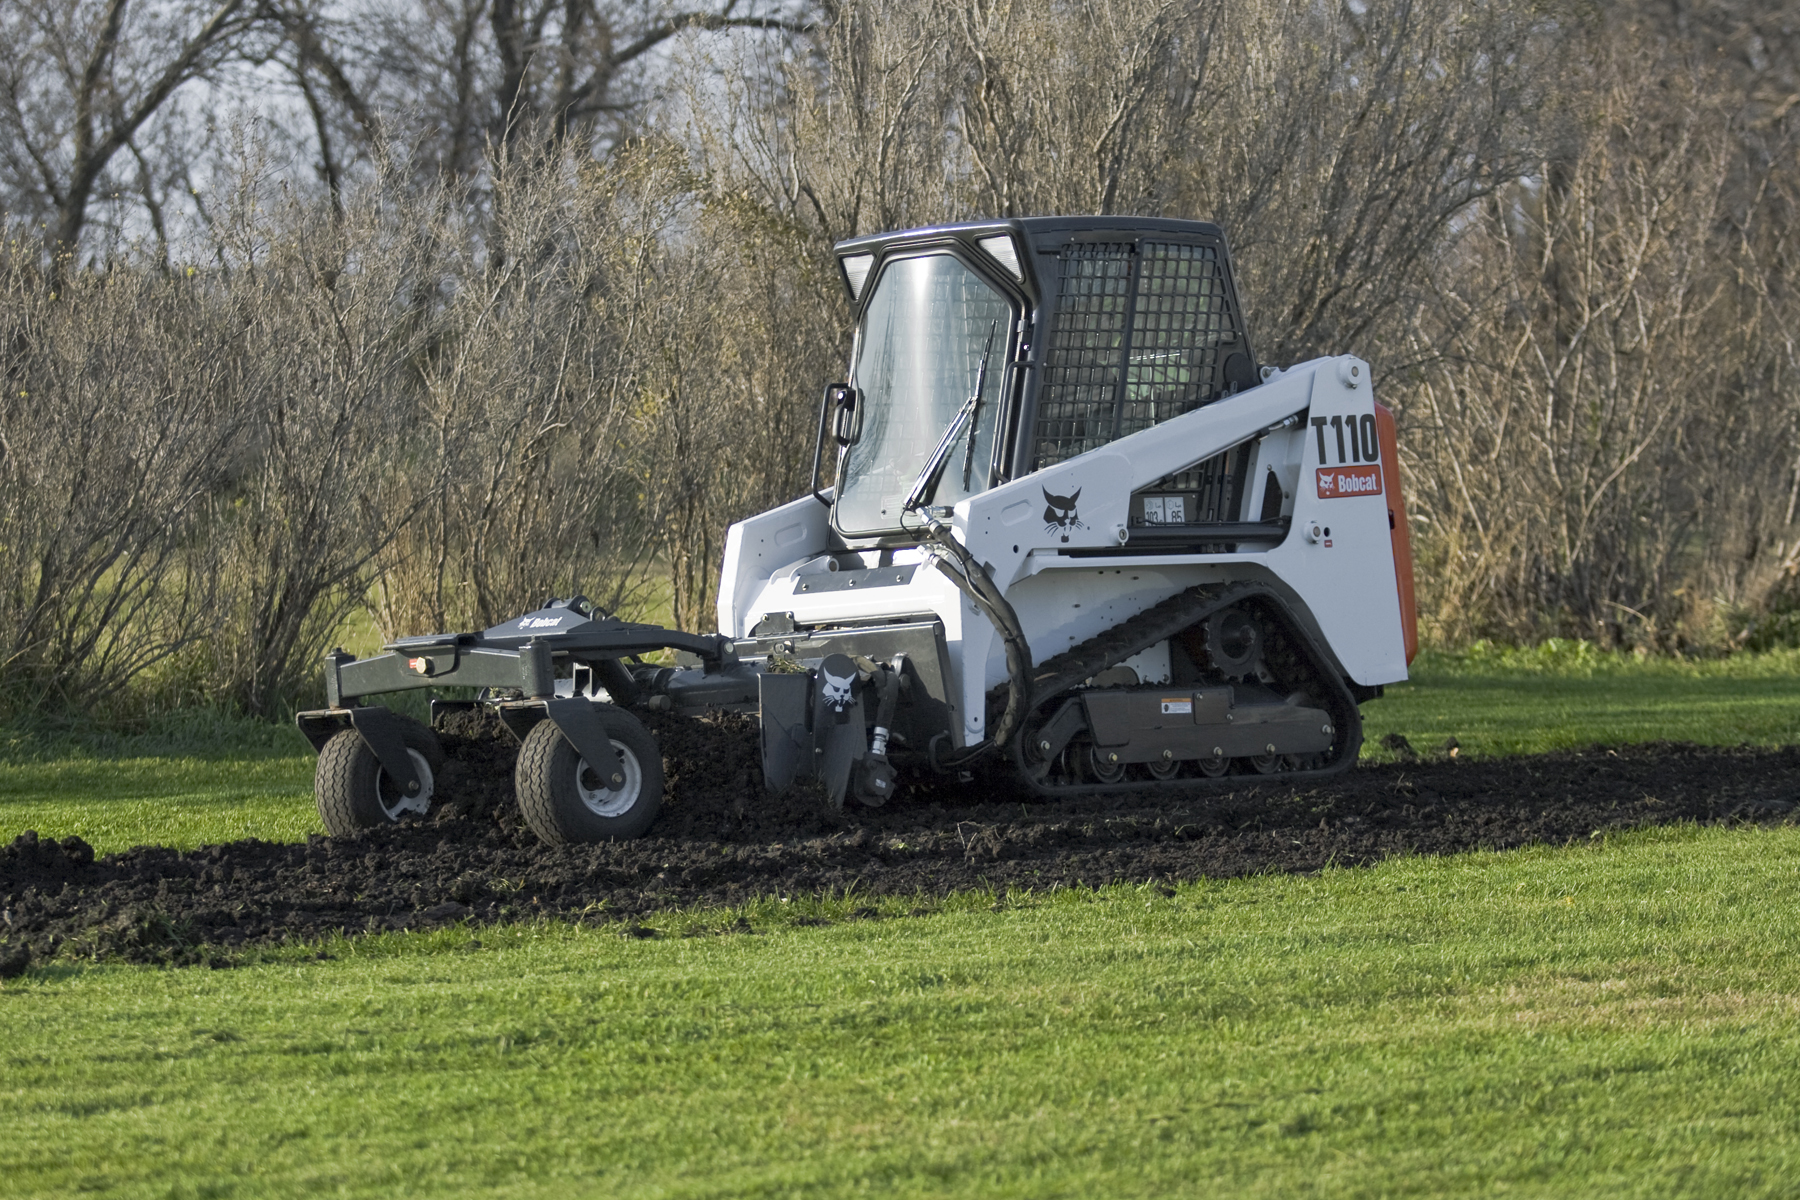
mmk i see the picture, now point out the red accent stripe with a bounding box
[1375,404,1418,664]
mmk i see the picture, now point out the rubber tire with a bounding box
[514,709,663,843]
[315,720,446,835]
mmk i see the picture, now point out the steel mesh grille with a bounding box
[1032,240,1232,470]
[1031,244,1133,469]
[1118,243,1228,438]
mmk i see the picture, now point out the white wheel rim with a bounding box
[577,746,643,818]
[379,749,434,819]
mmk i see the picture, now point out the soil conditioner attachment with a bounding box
[299,215,1419,843]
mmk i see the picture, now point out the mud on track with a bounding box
[5,712,1800,966]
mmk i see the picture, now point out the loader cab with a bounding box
[826,217,1262,547]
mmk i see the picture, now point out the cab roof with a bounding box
[832,216,1231,304]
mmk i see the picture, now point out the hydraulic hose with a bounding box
[920,517,1034,770]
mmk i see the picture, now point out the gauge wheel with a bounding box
[514,709,663,843]
[1196,754,1230,778]
[1146,757,1181,780]
[315,720,445,835]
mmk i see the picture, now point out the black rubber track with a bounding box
[1011,585,1364,793]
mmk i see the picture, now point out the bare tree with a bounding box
[941,0,1222,218]
[0,0,272,258]
[0,250,245,712]
[1399,20,1799,646]
[269,0,812,187]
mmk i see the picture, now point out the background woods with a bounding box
[0,0,1795,717]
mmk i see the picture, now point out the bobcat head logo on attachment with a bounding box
[1043,487,1084,543]
[818,653,858,713]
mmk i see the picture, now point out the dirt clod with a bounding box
[5,728,1800,965]
[1378,732,1419,761]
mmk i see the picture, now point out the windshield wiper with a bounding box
[961,320,998,490]
[903,320,999,515]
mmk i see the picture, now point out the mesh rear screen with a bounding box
[1031,244,1133,467]
[1031,240,1234,470]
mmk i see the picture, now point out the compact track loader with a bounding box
[298,216,1417,842]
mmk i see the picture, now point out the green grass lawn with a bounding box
[7,822,1800,1197]
[1362,641,1800,761]
[4,642,1800,853]
[0,708,316,852]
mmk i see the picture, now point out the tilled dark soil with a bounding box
[5,712,1799,967]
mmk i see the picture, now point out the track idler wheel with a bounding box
[315,718,446,835]
[514,708,664,843]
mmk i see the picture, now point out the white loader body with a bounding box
[720,354,1410,750]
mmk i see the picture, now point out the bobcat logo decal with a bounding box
[1043,487,1084,542]
[818,653,858,713]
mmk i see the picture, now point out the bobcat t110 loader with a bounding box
[297,217,1417,843]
